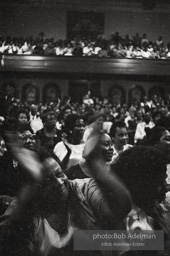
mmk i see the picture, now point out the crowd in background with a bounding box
[1,87,170,146]
[1,85,170,185]
[1,31,170,59]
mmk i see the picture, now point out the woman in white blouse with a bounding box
[53,114,85,169]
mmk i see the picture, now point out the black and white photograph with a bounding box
[0,0,170,255]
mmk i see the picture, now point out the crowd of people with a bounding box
[0,87,170,255]
[1,32,170,59]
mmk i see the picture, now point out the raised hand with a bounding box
[83,133,106,163]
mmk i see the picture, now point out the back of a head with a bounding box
[142,126,170,162]
[18,123,33,134]
[142,126,167,146]
[112,146,167,209]
[64,113,82,133]
[155,116,170,131]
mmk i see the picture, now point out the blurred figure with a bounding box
[0,121,36,197]
[17,109,30,126]
[142,126,170,149]
[83,111,104,142]
[0,135,15,196]
[134,112,155,144]
[142,126,170,204]
[112,146,169,256]
[0,116,5,135]
[29,104,43,133]
[0,132,131,256]
[0,82,19,118]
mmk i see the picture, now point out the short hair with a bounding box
[112,146,167,207]
[41,109,57,124]
[0,120,33,145]
[64,114,84,134]
[155,117,170,130]
[142,126,167,146]
[110,121,127,138]
[17,109,30,121]
[152,110,161,119]
[17,123,34,134]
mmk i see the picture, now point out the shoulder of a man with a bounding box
[69,178,94,201]
[69,178,107,214]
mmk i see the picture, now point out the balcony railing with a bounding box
[1,54,170,76]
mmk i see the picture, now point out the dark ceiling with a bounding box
[2,0,170,9]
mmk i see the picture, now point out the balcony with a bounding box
[1,54,170,77]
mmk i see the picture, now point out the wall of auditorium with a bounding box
[101,80,170,99]
[1,75,170,103]
[0,76,68,100]
[1,3,170,43]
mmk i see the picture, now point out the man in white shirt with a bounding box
[134,113,155,144]
[29,104,43,133]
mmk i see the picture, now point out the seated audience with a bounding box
[0,132,131,256]
[65,132,114,179]
[36,109,62,155]
[53,114,85,169]
[134,112,155,144]
[2,31,170,59]
[110,121,132,162]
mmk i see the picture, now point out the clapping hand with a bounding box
[83,133,103,162]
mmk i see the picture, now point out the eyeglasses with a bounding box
[19,134,36,140]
